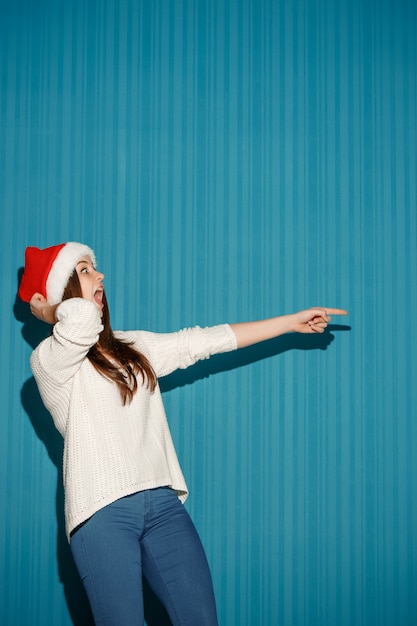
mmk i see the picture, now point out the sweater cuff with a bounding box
[210,323,238,353]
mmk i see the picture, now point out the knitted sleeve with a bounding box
[30,298,103,385]
[123,324,238,378]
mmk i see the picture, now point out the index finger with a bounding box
[323,308,348,315]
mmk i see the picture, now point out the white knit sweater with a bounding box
[30,298,237,541]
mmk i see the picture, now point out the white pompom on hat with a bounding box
[18,242,96,304]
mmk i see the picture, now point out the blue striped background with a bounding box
[1,1,416,624]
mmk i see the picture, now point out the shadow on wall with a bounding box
[15,278,96,626]
[159,323,349,393]
[14,269,350,625]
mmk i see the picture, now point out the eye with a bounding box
[80,266,89,274]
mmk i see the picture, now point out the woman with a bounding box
[19,242,347,626]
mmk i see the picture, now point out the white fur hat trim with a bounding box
[46,242,96,304]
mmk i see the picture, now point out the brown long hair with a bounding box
[62,270,157,404]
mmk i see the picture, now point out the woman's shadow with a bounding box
[14,271,350,625]
[15,285,95,625]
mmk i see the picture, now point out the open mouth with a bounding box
[94,287,104,305]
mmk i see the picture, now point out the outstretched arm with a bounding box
[230,307,348,349]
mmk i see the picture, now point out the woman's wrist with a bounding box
[29,293,59,324]
[41,303,59,324]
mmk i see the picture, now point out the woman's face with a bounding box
[75,256,105,314]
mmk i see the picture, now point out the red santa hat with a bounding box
[18,242,96,304]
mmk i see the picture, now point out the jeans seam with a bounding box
[141,535,184,626]
[75,531,106,626]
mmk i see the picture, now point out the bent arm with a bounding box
[31,298,103,384]
[230,307,348,349]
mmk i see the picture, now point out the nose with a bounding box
[95,269,105,281]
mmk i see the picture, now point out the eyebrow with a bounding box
[76,259,92,267]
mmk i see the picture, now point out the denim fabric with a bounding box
[70,487,219,626]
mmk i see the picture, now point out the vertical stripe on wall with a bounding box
[1,1,416,625]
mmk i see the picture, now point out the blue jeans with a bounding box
[70,488,219,626]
